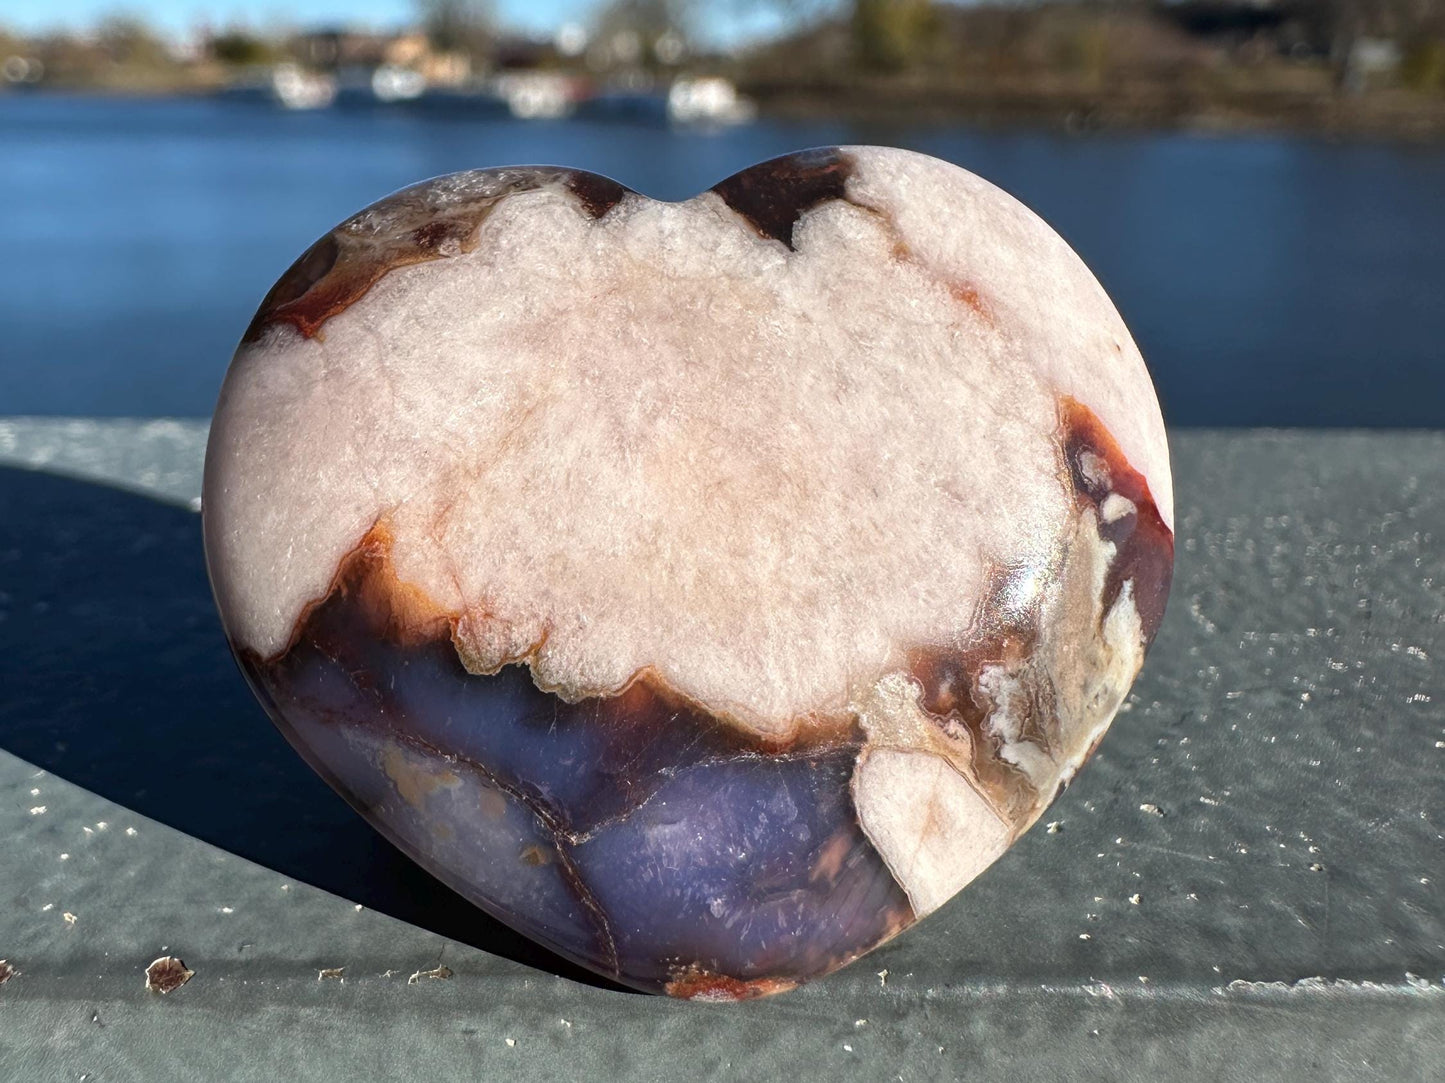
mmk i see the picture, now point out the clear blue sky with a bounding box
[1,0,793,45]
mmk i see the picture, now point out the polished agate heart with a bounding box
[204,147,1173,999]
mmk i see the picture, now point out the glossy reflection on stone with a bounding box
[205,146,1174,998]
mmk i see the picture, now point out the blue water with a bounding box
[2,93,1443,425]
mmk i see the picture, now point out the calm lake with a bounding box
[2,93,1442,425]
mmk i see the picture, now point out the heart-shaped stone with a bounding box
[204,146,1173,999]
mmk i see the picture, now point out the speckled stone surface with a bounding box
[0,421,1440,1077]
[204,147,1173,996]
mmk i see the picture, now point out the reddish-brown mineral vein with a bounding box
[947,281,995,324]
[245,522,870,838]
[710,147,855,250]
[664,968,800,1002]
[259,394,1169,844]
[241,209,485,344]
[905,398,1173,830]
[240,520,918,985]
[246,399,1167,915]
[1060,396,1174,645]
[262,519,866,754]
[565,172,629,220]
[713,150,999,326]
[246,148,1000,354]
[906,582,1049,829]
[262,522,451,662]
[242,169,632,345]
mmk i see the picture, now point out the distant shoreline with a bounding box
[5,83,1445,143]
[742,80,1445,143]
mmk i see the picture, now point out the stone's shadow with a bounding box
[0,466,630,994]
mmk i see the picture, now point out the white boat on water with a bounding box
[667,77,755,126]
[271,63,336,110]
[495,72,577,120]
[371,64,426,103]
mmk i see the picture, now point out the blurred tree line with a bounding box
[3,0,1443,130]
[416,0,496,57]
[735,0,1445,99]
[750,0,1445,77]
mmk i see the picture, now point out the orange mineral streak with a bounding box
[268,521,862,754]
[664,969,800,1002]
[948,281,995,325]
[840,190,995,329]
[267,522,453,662]
[243,210,491,344]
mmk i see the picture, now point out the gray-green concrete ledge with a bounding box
[1,419,1441,1080]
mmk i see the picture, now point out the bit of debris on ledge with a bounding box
[145,956,194,994]
[408,965,454,984]
[318,968,345,982]
[0,959,15,985]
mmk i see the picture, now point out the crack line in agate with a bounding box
[250,670,628,975]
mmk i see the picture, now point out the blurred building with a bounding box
[292,27,471,87]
